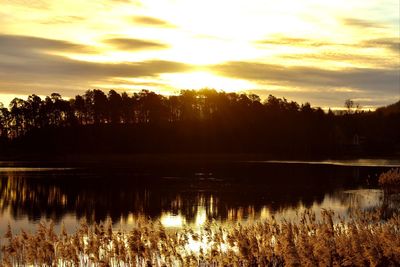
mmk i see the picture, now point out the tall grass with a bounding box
[378,168,400,221]
[1,210,399,266]
[379,168,400,191]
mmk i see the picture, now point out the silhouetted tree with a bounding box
[25,94,42,129]
[345,99,354,114]
[179,90,200,121]
[0,89,398,157]
[9,98,27,138]
[121,92,135,123]
[136,90,167,124]
[71,95,86,124]
[108,90,123,124]
[167,95,181,122]
[0,102,10,138]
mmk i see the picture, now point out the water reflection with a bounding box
[157,189,386,228]
[0,161,396,234]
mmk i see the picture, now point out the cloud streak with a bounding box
[2,0,49,9]
[130,15,175,28]
[341,17,388,29]
[0,34,193,95]
[39,15,85,24]
[256,36,331,47]
[103,37,169,51]
[255,35,399,55]
[213,61,399,93]
[0,34,97,55]
[279,51,395,67]
[359,38,400,53]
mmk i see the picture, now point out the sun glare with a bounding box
[0,0,398,108]
[161,71,255,92]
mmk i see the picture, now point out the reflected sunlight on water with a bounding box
[160,213,186,228]
[112,188,385,230]
[0,161,397,236]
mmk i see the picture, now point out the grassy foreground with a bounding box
[1,210,399,266]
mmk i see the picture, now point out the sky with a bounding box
[0,0,399,109]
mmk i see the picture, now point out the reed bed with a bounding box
[1,210,399,267]
[379,168,400,192]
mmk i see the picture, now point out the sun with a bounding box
[161,71,256,92]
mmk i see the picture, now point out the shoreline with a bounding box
[1,152,399,163]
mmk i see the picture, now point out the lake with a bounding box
[1,158,399,236]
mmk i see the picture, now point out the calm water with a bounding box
[0,159,399,235]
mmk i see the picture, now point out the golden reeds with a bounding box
[1,210,399,266]
[379,168,400,188]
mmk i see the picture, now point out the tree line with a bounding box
[0,89,399,156]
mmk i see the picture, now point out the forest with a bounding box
[0,89,399,157]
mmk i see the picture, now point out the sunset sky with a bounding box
[0,0,399,109]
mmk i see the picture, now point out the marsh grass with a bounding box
[1,210,399,266]
[379,168,400,192]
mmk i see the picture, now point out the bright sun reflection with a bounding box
[160,213,185,228]
[160,207,209,229]
[195,208,207,227]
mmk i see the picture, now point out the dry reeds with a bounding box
[1,210,399,266]
[379,168,400,190]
